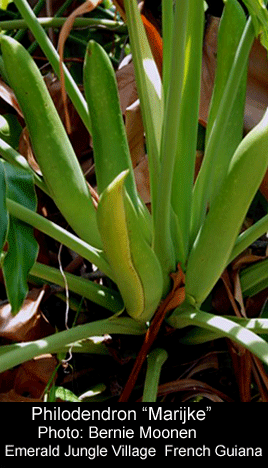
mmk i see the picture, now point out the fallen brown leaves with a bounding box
[210,251,268,402]
[0,288,56,401]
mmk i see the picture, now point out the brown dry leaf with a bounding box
[134,155,150,205]
[252,356,268,401]
[246,39,268,132]
[58,0,103,133]
[0,355,57,401]
[158,378,232,402]
[116,55,150,203]
[0,389,42,401]
[14,355,57,398]
[44,73,90,159]
[125,99,145,168]
[117,57,146,164]
[227,341,252,402]
[186,352,219,380]
[0,288,53,342]
[18,127,41,174]
[219,259,268,401]
[221,270,246,318]
[0,78,23,117]
[199,17,219,127]
[117,56,139,115]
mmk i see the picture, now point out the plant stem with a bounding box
[0,17,125,31]
[0,317,147,374]
[229,213,268,262]
[177,315,268,345]
[30,261,123,313]
[168,306,268,366]
[14,0,46,42]
[142,348,168,402]
[6,198,113,278]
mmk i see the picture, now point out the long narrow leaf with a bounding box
[6,198,113,279]
[124,0,163,212]
[230,213,268,262]
[190,17,255,244]
[205,0,247,200]
[153,0,190,288]
[240,257,268,297]
[186,109,268,306]
[170,0,204,266]
[0,160,8,254]
[162,0,174,104]
[83,40,138,206]
[1,160,38,313]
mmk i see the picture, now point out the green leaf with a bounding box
[124,0,163,211]
[240,257,268,297]
[242,0,268,49]
[97,171,163,322]
[186,109,268,306]
[0,114,22,150]
[2,160,38,314]
[168,305,268,367]
[170,0,205,266]
[0,160,8,254]
[191,0,249,245]
[0,317,147,373]
[205,0,247,200]
[54,387,80,402]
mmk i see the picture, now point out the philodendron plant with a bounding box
[1,0,268,401]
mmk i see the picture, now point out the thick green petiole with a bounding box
[0,17,124,31]
[1,35,102,249]
[30,262,124,314]
[6,198,112,279]
[0,317,147,374]
[186,109,268,306]
[142,348,168,402]
[168,306,268,367]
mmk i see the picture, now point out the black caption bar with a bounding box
[1,404,267,464]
